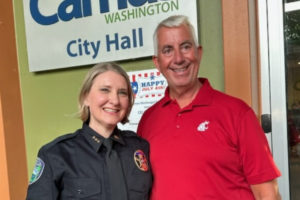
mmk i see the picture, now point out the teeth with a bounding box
[172,66,188,72]
[104,108,118,113]
[173,68,186,72]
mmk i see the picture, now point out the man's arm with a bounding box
[250,179,281,200]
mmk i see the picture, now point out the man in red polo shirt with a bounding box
[137,15,281,200]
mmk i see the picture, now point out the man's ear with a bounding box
[197,45,203,60]
[152,55,161,72]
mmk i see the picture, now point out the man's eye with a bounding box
[162,48,173,56]
[181,44,192,52]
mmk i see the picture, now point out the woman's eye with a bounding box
[119,90,128,96]
[100,88,109,93]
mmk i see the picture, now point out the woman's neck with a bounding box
[89,122,115,138]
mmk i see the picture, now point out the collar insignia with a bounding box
[114,135,120,140]
[92,135,101,143]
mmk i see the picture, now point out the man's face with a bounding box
[153,24,202,91]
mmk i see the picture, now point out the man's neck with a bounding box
[169,80,202,108]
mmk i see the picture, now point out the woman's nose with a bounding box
[109,92,120,105]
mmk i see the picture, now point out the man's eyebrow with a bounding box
[161,45,173,50]
[180,41,193,46]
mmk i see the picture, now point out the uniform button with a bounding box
[77,189,82,194]
[177,113,181,117]
[176,125,180,128]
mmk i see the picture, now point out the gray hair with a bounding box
[78,62,134,124]
[153,15,199,55]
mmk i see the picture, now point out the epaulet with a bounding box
[41,130,80,151]
[121,130,138,137]
[120,130,149,144]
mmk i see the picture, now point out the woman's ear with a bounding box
[83,95,90,107]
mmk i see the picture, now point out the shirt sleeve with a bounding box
[26,147,59,200]
[238,109,281,185]
[137,114,146,137]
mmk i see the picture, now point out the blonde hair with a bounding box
[78,62,134,124]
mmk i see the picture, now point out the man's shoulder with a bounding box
[214,89,249,106]
[143,97,166,116]
[211,89,251,115]
[137,98,166,136]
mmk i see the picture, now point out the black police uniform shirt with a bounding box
[26,123,152,200]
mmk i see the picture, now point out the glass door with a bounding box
[284,1,300,199]
[258,0,300,199]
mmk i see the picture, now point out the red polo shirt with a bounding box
[137,78,280,200]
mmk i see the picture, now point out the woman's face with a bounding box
[84,70,129,132]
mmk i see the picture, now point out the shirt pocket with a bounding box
[61,178,101,200]
[127,168,152,200]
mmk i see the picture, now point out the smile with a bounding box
[169,64,189,73]
[103,108,119,113]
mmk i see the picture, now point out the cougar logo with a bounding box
[197,121,210,132]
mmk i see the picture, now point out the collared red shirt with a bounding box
[26,123,152,200]
[137,78,280,200]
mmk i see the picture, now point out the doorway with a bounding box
[258,0,300,199]
[285,0,300,199]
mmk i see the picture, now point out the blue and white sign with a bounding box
[119,69,167,131]
[23,0,198,71]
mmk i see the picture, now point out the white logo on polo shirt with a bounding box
[197,121,210,132]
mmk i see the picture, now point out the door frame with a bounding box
[257,0,290,199]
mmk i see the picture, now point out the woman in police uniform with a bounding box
[26,63,152,200]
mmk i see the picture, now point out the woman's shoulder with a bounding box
[120,130,149,145]
[39,130,80,153]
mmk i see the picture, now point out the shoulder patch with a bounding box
[29,157,45,185]
[133,150,149,171]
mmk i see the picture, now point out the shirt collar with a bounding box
[191,78,215,106]
[81,123,125,152]
[160,78,214,108]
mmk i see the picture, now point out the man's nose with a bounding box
[174,49,184,64]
